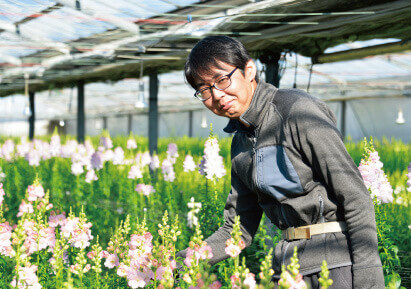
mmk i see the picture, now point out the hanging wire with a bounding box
[293,52,298,89]
[307,63,313,93]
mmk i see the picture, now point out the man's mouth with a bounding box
[221,99,234,111]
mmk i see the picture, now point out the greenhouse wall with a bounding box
[0,98,409,142]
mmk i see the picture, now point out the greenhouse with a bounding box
[0,0,410,288]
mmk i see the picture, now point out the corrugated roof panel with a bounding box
[18,6,115,42]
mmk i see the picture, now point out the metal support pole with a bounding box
[188,110,193,137]
[259,52,281,88]
[103,116,107,130]
[149,70,158,155]
[28,91,35,140]
[77,80,85,143]
[128,114,133,134]
[341,100,346,139]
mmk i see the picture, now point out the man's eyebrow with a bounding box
[195,70,225,88]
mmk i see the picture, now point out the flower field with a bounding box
[0,132,409,289]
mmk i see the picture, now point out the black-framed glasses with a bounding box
[194,67,238,101]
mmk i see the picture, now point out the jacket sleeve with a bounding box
[176,167,263,265]
[287,97,384,289]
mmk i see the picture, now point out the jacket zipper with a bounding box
[318,195,325,223]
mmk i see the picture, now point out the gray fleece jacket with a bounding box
[178,81,384,288]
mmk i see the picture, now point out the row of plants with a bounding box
[0,132,409,288]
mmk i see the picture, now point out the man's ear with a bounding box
[245,59,257,82]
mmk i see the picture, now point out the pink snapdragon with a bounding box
[127,138,138,149]
[199,137,226,181]
[22,222,56,255]
[225,244,241,258]
[91,151,103,170]
[128,165,143,179]
[27,183,45,202]
[104,253,120,268]
[183,155,196,172]
[150,155,160,170]
[49,134,61,157]
[61,216,93,249]
[25,149,41,167]
[85,169,98,183]
[184,244,213,267]
[161,159,175,182]
[100,136,113,149]
[135,184,155,196]
[71,162,84,176]
[358,150,393,203]
[70,263,91,275]
[11,264,42,289]
[113,147,125,165]
[48,212,66,228]
[407,162,411,193]
[1,140,15,162]
[0,222,14,257]
[167,143,179,163]
[278,271,307,289]
[17,200,34,217]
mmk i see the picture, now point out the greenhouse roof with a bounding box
[0,0,410,97]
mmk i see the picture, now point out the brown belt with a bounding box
[281,221,347,241]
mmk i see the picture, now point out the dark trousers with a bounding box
[274,266,353,289]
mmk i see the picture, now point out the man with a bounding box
[178,36,384,288]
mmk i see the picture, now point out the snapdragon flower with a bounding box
[127,138,137,149]
[71,162,84,176]
[85,170,98,183]
[358,150,393,204]
[104,253,120,268]
[187,197,201,228]
[135,184,155,196]
[11,264,42,289]
[113,147,125,165]
[407,162,411,193]
[161,159,175,182]
[49,134,61,157]
[0,222,14,257]
[150,155,160,170]
[17,200,34,217]
[167,143,179,164]
[199,137,226,181]
[100,136,113,149]
[128,165,143,179]
[1,139,14,162]
[61,216,93,249]
[91,151,103,170]
[27,183,45,202]
[183,155,196,172]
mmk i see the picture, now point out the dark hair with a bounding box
[184,36,252,89]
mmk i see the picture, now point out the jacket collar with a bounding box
[224,80,277,133]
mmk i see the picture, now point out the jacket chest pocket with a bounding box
[255,145,303,201]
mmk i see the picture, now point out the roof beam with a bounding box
[313,41,411,64]
[0,53,22,66]
[55,0,140,35]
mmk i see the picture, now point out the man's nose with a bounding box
[212,87,225,100]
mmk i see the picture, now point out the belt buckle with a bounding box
[286,227,312,240]
[286,227,295,240]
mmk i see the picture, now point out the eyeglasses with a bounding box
[194,67,238,101]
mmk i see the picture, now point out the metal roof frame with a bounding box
[0,0,410,97]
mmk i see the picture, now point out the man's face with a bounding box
[195,60,257,121]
